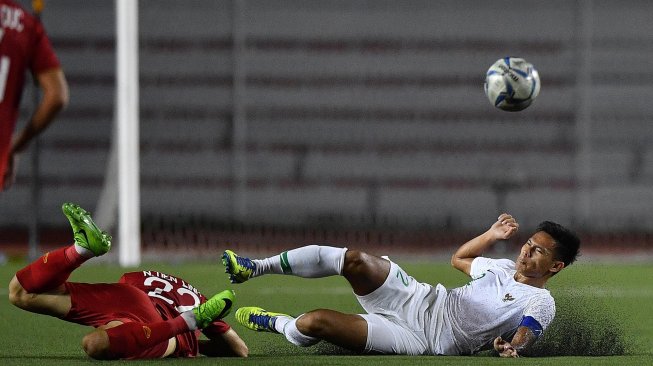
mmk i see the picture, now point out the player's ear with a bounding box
[549,261,565,274]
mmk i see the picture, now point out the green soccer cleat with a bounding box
[193,289,235,329]
[222,249,256,284]
[62,202,112,257]
[235,306,290,333]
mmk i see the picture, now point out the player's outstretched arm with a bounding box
[199,328,248,357]
[451,213,519,275]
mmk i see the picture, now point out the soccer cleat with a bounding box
[62,202,112,257]
[235,306,290,333]
[193,289,235,329]
[222,249,256,284]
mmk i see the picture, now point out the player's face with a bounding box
[516,231,563,278]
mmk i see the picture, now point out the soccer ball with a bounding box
[484,57,540,112]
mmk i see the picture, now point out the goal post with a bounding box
[115,0,140,267]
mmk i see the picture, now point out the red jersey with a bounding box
[118,271,230,357]
[0,0,60,185]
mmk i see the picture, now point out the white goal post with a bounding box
[112,0,141,267]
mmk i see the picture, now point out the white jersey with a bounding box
[435,257,556,355]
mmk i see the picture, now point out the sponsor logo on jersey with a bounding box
[502,293,515,302]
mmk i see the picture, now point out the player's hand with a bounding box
[489,213,519,240]
[494,336,519,358]
[2,153,17,191]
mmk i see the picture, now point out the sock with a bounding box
[253,245,347,278]
[272,314,293,333]
[73,243,94,258]
[180,310,198,331]
[281,315,320,347]
[15,245,90,293]
[106,316,189,359]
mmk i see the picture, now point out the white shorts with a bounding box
[356,261,446,355]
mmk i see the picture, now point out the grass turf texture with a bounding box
[1,259,651,365]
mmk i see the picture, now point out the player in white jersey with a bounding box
[223,213,580,358]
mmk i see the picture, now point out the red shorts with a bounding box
[63,282,170,359]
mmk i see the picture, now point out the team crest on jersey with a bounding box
[142,326,152,339]
[502,293,515,302]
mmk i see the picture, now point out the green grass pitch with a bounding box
[1,258,651,365]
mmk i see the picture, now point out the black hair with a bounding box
[536,221,581,267]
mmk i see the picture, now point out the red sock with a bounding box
[15,245,89,293]
[106,316,189,359]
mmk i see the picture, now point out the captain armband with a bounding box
[519,315,544,338]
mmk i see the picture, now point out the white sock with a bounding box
[281,315,320,347]
[253,245,347,278]
[181,310,198,331]
[74,243,94,258]
[272,315,293,333]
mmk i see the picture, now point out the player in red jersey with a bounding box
[8,203,248,359]
[0,0,68,190]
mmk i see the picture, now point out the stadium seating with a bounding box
[3,0,651,237]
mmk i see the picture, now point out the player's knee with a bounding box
[342,250,368,276]
[296,310,332,337]
[8,275,29,309]
[343,250,385,278]
[82,331,113,360]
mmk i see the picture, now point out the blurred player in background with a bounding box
[224,214,580,358]
[8,203,248,359]
[0,0,68,190]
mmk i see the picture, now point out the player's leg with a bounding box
[79,290,236,360]
[294,309,368,351]
[80,319,177,359]
[341,249,390,295]
[222,245,347,283]
[235,306,368,351]
[232,254,430,355]
[223,245,390,295]
[8,203,111,317]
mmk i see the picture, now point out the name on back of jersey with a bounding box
[142,270,201,296]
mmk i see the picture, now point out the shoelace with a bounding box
[236,256,255,271]
[249,313,272,329]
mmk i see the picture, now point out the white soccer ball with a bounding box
[484,57,540,112]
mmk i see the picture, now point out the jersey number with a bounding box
[0,56,9,103]
[143,276,201,313]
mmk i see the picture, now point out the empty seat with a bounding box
[585,185,653,231]
[504,188,576,229]
[377,187,498,229]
